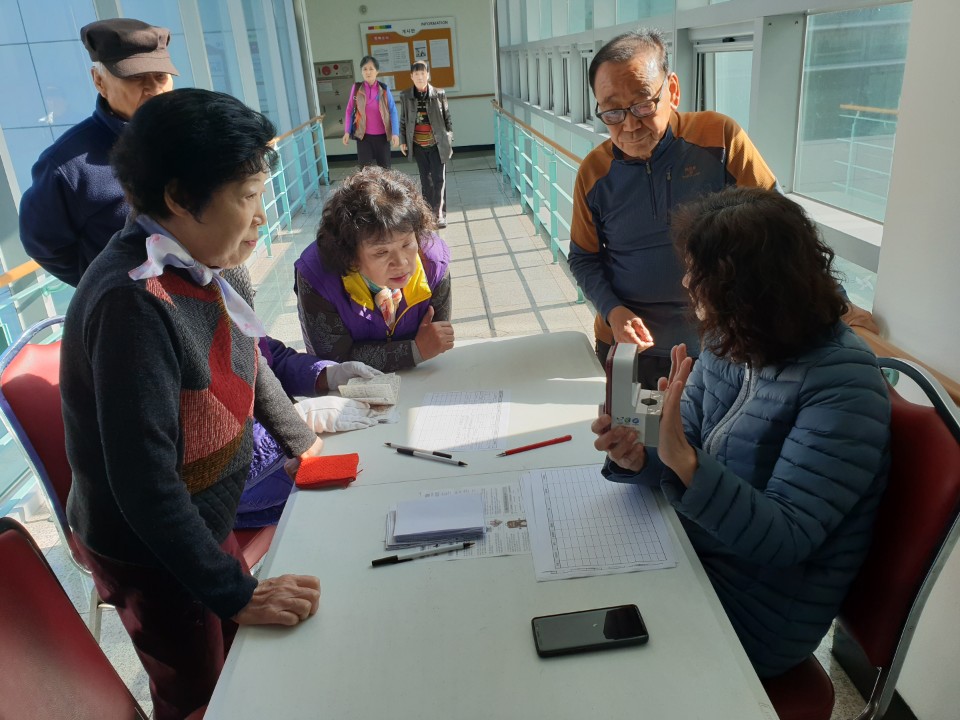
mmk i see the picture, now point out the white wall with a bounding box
[302,0,497,160]
[874,3,960,718]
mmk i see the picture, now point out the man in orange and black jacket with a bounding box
[569,28,876,385]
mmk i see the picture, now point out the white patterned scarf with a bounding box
[129,217,266,337]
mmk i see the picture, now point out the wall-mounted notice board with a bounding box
[360,17,457,92]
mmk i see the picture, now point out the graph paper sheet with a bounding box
[408,390,511,451]
[521,464,677,581]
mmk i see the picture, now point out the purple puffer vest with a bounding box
[294,232,450,342]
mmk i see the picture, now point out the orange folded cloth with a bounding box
[295,453,360,489]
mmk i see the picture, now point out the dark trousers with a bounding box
[596,340,673,390]
[356,133,391,168]
[75,534,249,720]
[413,143,447,220]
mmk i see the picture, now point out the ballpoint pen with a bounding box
[371,542,475,567]
[496,434,573,457]
[384,442,468,467]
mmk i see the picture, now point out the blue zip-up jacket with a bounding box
[606,323,891,676]
[569,111,778,356]
[19,97,129,287]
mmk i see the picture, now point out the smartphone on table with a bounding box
[532,604,649,658]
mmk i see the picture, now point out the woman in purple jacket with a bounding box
[295,166,454,372]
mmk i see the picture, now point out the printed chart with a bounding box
[521,465,676,581]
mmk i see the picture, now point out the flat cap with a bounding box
[81,18,179,78]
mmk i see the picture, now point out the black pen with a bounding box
[371,542,475,567]
[384,442,468,467]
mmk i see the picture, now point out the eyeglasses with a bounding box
[594,76,668,125]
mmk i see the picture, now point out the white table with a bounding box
[207,333,776,720]
[322,332,607,484]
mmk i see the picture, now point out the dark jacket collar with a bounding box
[92,95,129,137]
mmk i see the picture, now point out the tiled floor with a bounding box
[12,150,867,719]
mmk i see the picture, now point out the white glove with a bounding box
[294,396,378,433]
[323,361,383,392]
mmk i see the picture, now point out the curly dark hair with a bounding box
[672,187,847,367]
[111,88,276,219]
[315,166,436,276]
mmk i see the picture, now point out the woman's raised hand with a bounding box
[657,344,697,485]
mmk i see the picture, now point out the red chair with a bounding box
[0,515,149,719]
[0,317,276,639]
[762,357,960,720]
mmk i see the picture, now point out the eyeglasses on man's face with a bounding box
[594,76,668,125]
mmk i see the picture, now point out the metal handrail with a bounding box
[0,260,41,291]
[833,104,898,204]
[258,116,330,256]
[493,104,583,303]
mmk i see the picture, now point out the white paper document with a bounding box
[420,483,531,559]
[429,39,451,68]
[391,492,485,544]
[521,465,677,581]
[409,390,511,451]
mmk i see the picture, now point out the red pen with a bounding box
[496,434,573,457]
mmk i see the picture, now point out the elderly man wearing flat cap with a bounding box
[18,18,177,286]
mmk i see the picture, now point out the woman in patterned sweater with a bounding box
[61,89,323,720]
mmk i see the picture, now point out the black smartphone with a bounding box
[531,604,649,657]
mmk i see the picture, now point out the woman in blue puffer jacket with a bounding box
[592,187,891,678]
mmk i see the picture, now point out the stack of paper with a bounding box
[386,493,485,548]
[340,373,401,405]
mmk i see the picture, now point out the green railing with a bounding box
[259,115,330,256]
[493,103,584,302]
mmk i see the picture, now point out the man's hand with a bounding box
[842,302,880,334]
[232,574,321,626]
[591,413,647,472]
[284,436,324,480]
[607,306,655,350]
[414,305,455,360]
[656,344,697,486]
[401,143,408,156]
[390,134,400,148]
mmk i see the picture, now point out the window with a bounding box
[561,55,570,115]
[241,0,281,128]
[581,55,592,124]
[695,49,752,133]
[534,57,541,105]
[546,56,554,111]
[794,3,912,222]
[200,0,246,99]
[0,0,96,194]
[618,0,675,23]
[568,0,593,33]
